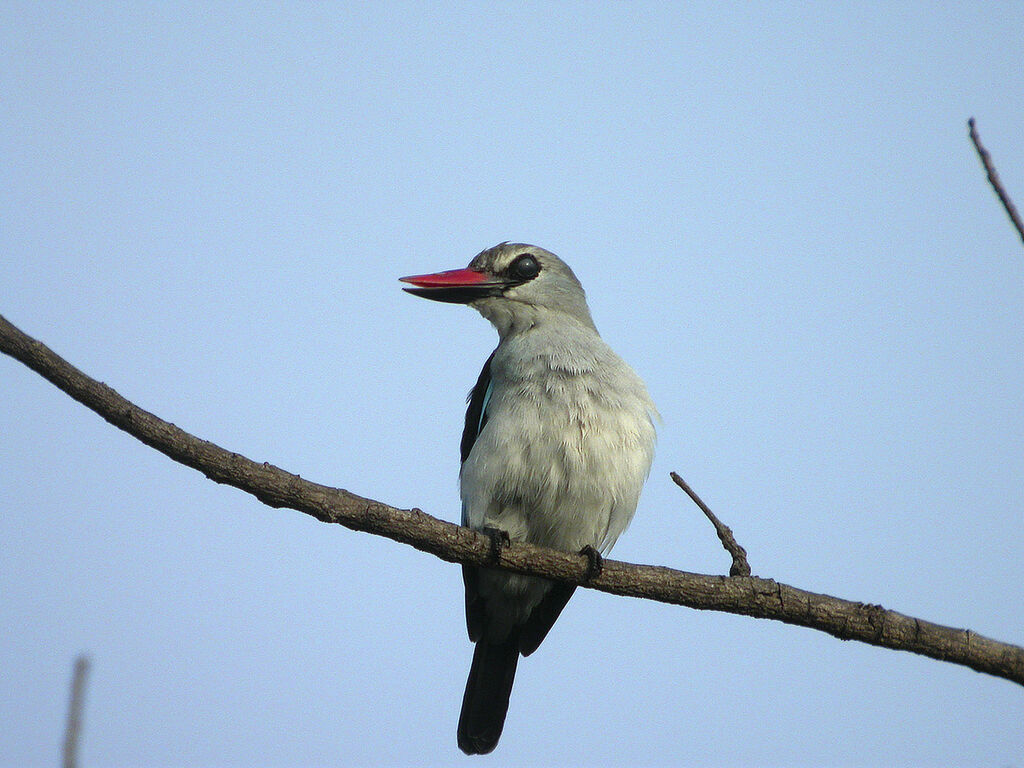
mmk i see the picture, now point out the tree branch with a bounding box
[2,313,1022,687]
[61,655,90,768]
[968,117,1024,246]
[670,471,751,577]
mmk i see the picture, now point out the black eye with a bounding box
[509,254,540,281]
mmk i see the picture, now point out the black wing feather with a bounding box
[517,583,576,656]
[461,350,495,464]
[462,351,495,642]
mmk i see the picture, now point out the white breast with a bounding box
[460,325,657,554]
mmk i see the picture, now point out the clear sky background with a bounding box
[3,4,1023,766]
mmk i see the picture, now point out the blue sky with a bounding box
[2,3,1023,766]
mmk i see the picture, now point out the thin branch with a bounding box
[62,655,90,768]
[670,471,750,576]
[2,313,1023,687]
[968,117,1024,246]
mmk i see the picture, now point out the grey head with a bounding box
[400,242,597,337]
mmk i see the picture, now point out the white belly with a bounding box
[460,361,656,554]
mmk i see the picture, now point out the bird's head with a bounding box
[400,243,596,337]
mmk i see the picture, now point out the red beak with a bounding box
[399,267,506,304]
[399,268,491,288]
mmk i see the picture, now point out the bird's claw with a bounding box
[482,526,511,564]
[579,544,603,582]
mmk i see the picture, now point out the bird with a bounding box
[400,243,657,754]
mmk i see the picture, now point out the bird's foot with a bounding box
[578,544,603,583]
[481,526,511,564]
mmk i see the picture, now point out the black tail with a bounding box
[457,636,520,754]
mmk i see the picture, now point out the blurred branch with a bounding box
[968,117,1024,246]
[3,313,1023,688]
[62,655,90,768]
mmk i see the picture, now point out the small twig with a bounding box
[968,117,1024,246]
[670,472,751,576]
[62,655,90,768]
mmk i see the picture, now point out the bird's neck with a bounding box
[475,301,598,342]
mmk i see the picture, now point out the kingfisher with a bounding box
[401,243,657,754]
